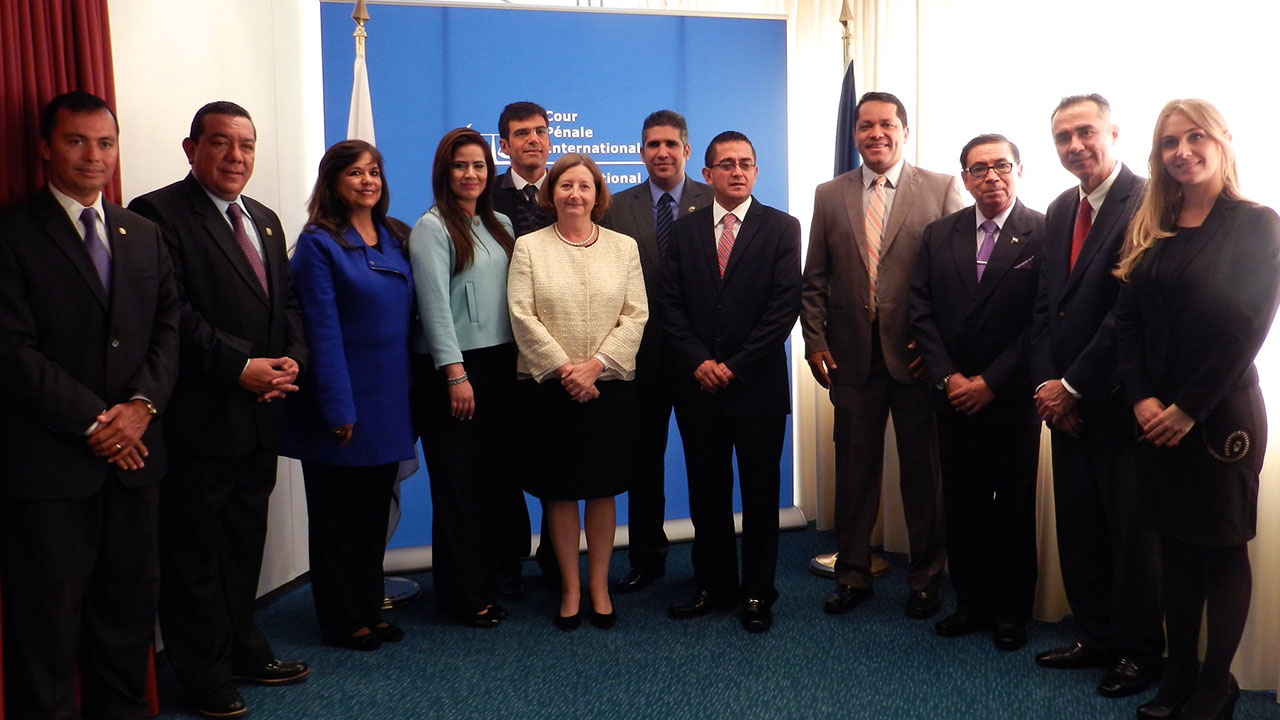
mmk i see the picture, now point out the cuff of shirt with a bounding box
[1060,377,1082,399]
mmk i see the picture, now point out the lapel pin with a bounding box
[1011,236,1020,244]
[688,206,696,213]
[266,227,273,236]
[117,227,127,235]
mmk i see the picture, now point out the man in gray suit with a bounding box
[801,91,963,618]
[601,109,713,593]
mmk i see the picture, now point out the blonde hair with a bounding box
[1115,99,1244,280]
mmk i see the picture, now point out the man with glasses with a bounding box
[601,110,713,595]
[909,134,1044,651]
[801,92,962,619]
[1030,94,1160,697]
[661,131,800,633]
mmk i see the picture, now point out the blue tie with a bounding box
[655,192,675,260]
[80,207,111,294]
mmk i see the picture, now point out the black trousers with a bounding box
[674,392,785,605]
[158,450,277,695]
[625,362,677,573]
[414,344,515,617]
[936,399,1039,625]
[301,461,396,637]
[1051,414,1163,661]
[3,476,158,720]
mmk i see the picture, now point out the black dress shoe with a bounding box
[823,584,873,614]
[233,658,311,684]
[322,631,382,652]
[904,589,941,619]
[197,684,247,718]
[613,567,663,594]
[373,622,405,642]
[669,589,733,619]
[589,608,618,629]
[741,598,772,633]
[1035,641,1114,669]
[934,609,989,637]
[1178,673,1238,720]
[993,623,1027,651]
[554,610,581,631]
[1135,694,1189,720]
[458,609,504,628]
[1099,658,1157,698]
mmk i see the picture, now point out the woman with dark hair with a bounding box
[1115,99,1280,720]
[410,128,518,627]
[507,153,647,630]
[282,139,416,651]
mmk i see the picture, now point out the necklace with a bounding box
[554,222,597,247]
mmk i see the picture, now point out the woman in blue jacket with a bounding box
[410,128,518,626]
[283,140,416,651]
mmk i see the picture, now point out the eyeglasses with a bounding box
[964,161,1014,178]
[510,127,550,140]
[710,159,756,172]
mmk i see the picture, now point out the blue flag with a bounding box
[833,60,861,177]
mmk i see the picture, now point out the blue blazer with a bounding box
[282,223,416,466]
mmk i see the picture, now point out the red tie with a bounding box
[716,213,737,278]
[1068,196,1091,273]
[227,203,270,295]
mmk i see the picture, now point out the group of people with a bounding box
[0,86,1274,720]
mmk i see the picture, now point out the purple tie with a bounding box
[80,207,111,294]
[227,203,270,296]
[976,219,997,281]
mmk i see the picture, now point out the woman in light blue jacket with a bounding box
[283,140,415,651]
[410,128,518,626]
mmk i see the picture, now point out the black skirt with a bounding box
[517,377,635,500]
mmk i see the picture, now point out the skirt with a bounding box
[517,377,635,500]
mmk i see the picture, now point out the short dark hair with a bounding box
[498,101,548,139]
[539,153,611,222]
[40,90,118,140]
[960,133,1020,168]
[642,110,689,146]
[1051,94,1112,123]
[189,101,254,142]
[855,92,908,129]
[703,130,755,167]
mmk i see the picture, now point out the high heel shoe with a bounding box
[589,608,617,629]
[1178,674,1239,720]
[554,610,581,631]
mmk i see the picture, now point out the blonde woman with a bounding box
[1115,99,1280,720]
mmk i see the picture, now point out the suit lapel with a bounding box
[947,208,980,300]
[244,196,283,304]
[626,187,661,274]
[720,200,763,286]
[1063,166,1137,296]
[35,189,109,308]
[839,172,871,274]
[975,201,1033,303]
[879,162,918,259]
[184,177,269,306]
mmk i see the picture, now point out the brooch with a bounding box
[1207,429,1251,463]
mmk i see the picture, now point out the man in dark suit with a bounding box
[0,91,179,720]
[801,92,964,618]
[488,100,555,593]
[1030,94,1162,696]
[909,134,1044,652]
[491,101,552,239]
[129,101,309,718]
[662,131,801,633]
[601,109,714,594]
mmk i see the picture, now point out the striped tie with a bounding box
[717,212,737,278]
[656,192,675,260]
[865,175,887,318]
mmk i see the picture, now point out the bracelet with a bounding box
[446,372,469,386]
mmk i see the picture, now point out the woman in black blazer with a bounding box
[1115,99,1280,720]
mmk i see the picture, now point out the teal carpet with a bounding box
[154,527,1280,719]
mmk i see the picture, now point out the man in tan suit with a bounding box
[802,91,963,617]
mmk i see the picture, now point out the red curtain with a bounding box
[0,0,120,211]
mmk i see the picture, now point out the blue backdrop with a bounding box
[319,1,792,549]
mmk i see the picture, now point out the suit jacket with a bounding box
[0,188,180,498]
[1030,164,1145,413]
[801,163,965,396]
[660,198,801,419]
[909,201,1045,401]
[491,168,550,239]
[129,174,307,458]
[601,176,714,375]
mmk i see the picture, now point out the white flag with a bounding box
[347,44,375,143]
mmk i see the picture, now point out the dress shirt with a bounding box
[649,176,686,226]
[975,201,1017,254]
[1078,160,1124,222]
[48,183,109,257]
[199,184,264,260]
[712,197,754,240]
[860,157,905,219]
[510,169,546,194]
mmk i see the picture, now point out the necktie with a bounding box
[655,192,675,260]
[516,183,545,236]
[522,184,538,204]
[865,175,887,317]
[976,219,998,281]
[1068,195,1092,273]
[716,213,738,278]
[80,207,111,294]
[227,203,270,296]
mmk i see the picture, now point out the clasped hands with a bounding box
[1133,397,1193,447]
[1035,379,1082,437]
[694,359,734,392]
[239,356,300,403]
[87,399,153,471]
[945,373,994,415]
[559,359,604,404]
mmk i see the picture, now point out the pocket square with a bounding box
[1013,256,1036,270]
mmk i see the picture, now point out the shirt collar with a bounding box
[198,182,250,222]
[712,197,752,226]
[861,157,905,189]
[1079,161,1124,209]
[976,200,1016,231]
[48,182,105,228]
[510,169,545,191]
[649,176,686,208]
